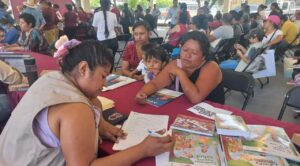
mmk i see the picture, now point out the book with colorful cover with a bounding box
[215,114,250,138]
[169,130,224,166]
[146,89,183,107]
[220,135,289,166]
[187,102,232,120]
[170,114,215,136]
[241,125,300,162]
[102,74,136,91]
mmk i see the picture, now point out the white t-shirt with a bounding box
[136,60,147,75]
[262,29,283,46]
[93,11,118,41]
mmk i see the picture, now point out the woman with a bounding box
[209,11,222,30]
[262,15,283,49]
[63,4,78,39]
[0,40,173,165]
[136,31,225,104]
[189,15,209,34]
[120,3,134,34]
[3,13,49,54]
[92,0,119,58]
[122,21,150,79]
[162,11,189,53]
[269,2,283,17]
[257,4,267,20]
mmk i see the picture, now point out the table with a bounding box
[100,81,300,166]
[8,52,59,109]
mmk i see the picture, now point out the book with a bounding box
[215,114,250,138]
[170,114,215,136]
[102,74,136,91]
[220,135,289,166]
[146,89,183,107]
[169,130,224,166]
[187,102,232,120]
[97,96,115,111]
[241,125,300,162]
[112,111,169,150]
[102,108,128,125]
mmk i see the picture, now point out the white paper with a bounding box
[155,152,170,166]
[187,102,232,120]
[102,75,136,91]
[157,88,184,97]
[252,49,276,79]
[112,111,169,150]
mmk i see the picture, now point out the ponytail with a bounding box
[103,9,109,38]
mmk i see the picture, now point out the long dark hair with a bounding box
[100,0,111,39]
[179,3,188,24]
[60,40,114,73]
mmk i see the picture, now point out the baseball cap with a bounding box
[265,15,280,26]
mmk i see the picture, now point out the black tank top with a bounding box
[179,62,225,104]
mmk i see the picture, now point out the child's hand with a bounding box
[136,92,147,104]
[138,135,174,157]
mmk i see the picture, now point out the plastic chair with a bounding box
[114,34,132,71]
[222,69,255,110]
[277,86,300,120]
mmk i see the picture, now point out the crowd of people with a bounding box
[1,0,300,165]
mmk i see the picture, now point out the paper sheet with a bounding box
[112,111,169,151]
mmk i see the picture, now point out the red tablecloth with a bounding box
[8,52,59,109]
[99,81,300,166]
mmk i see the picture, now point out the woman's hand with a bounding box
[168,64,185,77]
[99,119,127,143]
[138,135,174,157]
[135,92,148,104]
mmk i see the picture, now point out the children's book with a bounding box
[146,89,183,107]
[241,125,300,162]
[215,114,250,138]
[187,102,232,120]
[170,114,215,136]
[102,74,136,91]
[112,111,169,150]
[220,135,289,166]
[169,130,224,166]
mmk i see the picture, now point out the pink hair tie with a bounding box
[53,37,81,59]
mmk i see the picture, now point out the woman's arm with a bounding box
[121,60,135,77]
[136,61,176,103]
[49,103,173,166]
[167,25,179,35]
[177,61,222,104]
[267,35,283,47]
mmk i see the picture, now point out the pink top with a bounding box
[168,24,188,47]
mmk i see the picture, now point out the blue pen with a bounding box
[147,129,162,138]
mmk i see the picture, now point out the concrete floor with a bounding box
[114,26,300,126]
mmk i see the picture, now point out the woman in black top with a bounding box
[269,3,283,17]
[136,31,225,104]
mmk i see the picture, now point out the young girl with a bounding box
[0,39,173,165]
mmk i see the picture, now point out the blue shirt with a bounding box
[0,9,14,24]
[21,8,46,28]
[5,27,19,44]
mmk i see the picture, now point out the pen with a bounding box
[147,129,162,138]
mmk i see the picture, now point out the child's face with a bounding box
[249,37,258,44]
[0,31,5,42]
[145,57,165,74]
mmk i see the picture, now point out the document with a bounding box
[112,111,169,150]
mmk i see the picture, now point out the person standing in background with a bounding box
[63,4,78,40]
[120,3,134,34]
[111,0,121,23]
[21,0,46,31]
[151,4,160,29]
[165,0,179,28]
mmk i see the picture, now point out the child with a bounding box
[287,49,300,85]
[134,43,170,83]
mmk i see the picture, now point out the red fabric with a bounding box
[78,11,90,23]
[122,41,141,69]
[63,11,78,27]
[99,81,300,166]
[169,24,188,46]
[42,7,59,30]
[111,7,121,22]
[209,20,223,30]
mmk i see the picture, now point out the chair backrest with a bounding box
[222,69,255,93]
[286,86,300,109]
[213,38,237,62]
[117,34,132,42]
[150,37,164,45]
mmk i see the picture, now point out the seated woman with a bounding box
[0,18,20,45]
[3,13,49,55]
[121,21,151,79]
[136,31,225,104]
[162,11,188,53]
[189,15,209,34]
[0,40,173,165]
[262,15,283,48]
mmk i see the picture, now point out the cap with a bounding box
[265,15,281,26]
[247,29,265,41]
